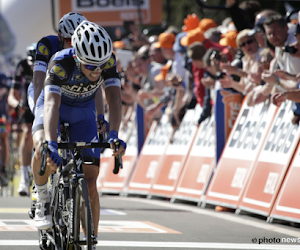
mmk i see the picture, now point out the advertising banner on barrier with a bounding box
[148,105,202,198]
[59,0,163,27]
[101,122,138,194]
[125,114,173,195]
[204,100,277,208]
[238,100,300,217]
[269,142,300,223]
[172,115,215,203]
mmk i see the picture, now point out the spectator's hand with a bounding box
[271,92,287,106]
[201,77,215,88]
[219,74,233,88]
[291,114,300,125]
[137,89,152,100]
[261,70,277,85]
[182,92,192,105]
[121,78,133,92]
[248,66,263,85]
[220,64,237,75]
[245,81,254,94]
[261,83,273,96]
[145,104,159,119]
[165,73,184,89]
[274,70,296,81]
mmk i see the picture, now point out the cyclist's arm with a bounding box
[43,60,63,142]
[94,86,105,117]
[44,90,61,141]
[33,70,46,107]
[105,86,122,132]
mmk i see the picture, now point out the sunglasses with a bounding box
[240,39,253,47]
[65,38,72,45]
[83,63,107,71]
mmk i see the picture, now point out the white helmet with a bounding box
[72,20,113,65]
[58,12,87,38]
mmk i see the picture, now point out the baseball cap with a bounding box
[173,32,187,53]
[154,60,172,81]
[248,16,268,36]
[198,18,217,33]
[180,28,205,47]
[182,13,200,32]
[113,41,125,49]
[155,33,176,49]
[219,30,238,48]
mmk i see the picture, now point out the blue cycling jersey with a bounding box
[35,35,61,71]
[44,47,120,106]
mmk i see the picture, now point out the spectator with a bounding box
[262,15,300,123]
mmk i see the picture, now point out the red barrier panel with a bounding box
[100,123,138,194]
[237,101,300,217]
[125,115,173,195]
[269,142,300,223]
[172,115,215,203]
[148,106,202,198]
[203,100,277,209]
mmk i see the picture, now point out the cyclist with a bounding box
[32,20,126,243]
[28,12,87,114]
[7,43,36,196]
[27,11,87,210]
[0,74,12,187]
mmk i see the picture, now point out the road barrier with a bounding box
[97,98,300,224]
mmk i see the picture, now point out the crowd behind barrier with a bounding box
[0,0,300,228]
[97,1,300,226]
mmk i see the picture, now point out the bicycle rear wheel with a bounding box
[73,178,93,250]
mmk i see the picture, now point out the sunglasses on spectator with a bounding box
[240,39,253,47]
[65,38,72,45]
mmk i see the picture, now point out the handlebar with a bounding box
[39,140,123,176]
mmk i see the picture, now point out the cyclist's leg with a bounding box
[82,164,100,236]
[31,93,53,229]
[64,100,101,237]
[18,112,33,195]
[0,117,10,186]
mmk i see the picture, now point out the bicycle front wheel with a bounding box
[74,178,93,250]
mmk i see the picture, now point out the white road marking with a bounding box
[0,240,298,249]
[109,197,300,238]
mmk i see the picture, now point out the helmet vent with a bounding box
[94,35,99,43]
[82,43,88,56]
[91,43,95,57]
[98,29,105,39]
[103,41,107,54]
[85,30,90,42]
[98,46,102,58]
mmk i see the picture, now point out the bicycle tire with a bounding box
[73,178,93,250]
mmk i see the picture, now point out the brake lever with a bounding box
[112,139,123,174]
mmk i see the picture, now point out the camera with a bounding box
[283,45,298,54]
[211,50,221,60]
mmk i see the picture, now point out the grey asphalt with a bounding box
[0,194,300,250]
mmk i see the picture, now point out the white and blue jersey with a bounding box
[28,35,61,112]
[32,48,121,164]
